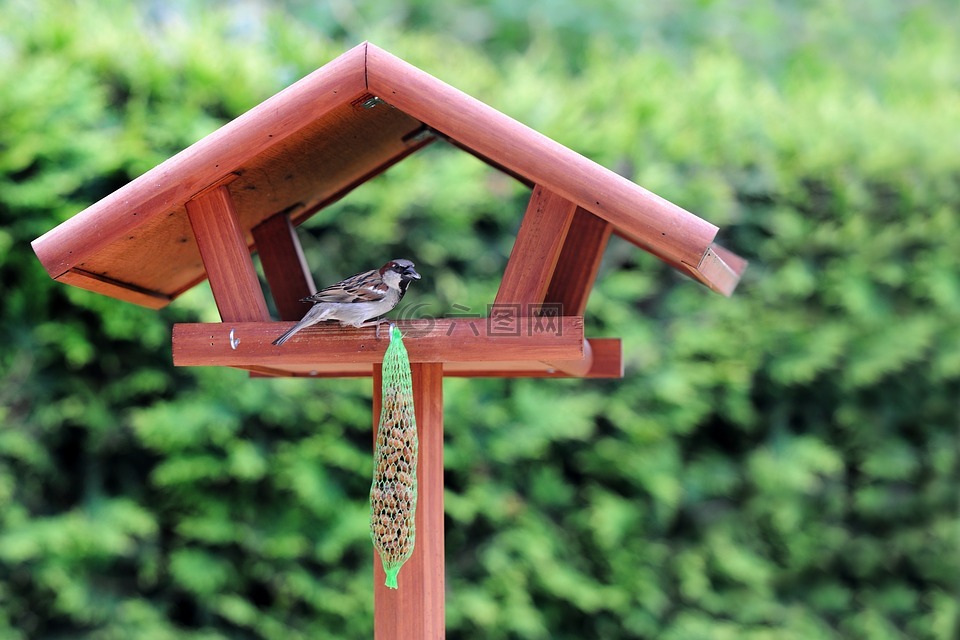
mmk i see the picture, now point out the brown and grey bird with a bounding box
[272,259,421,346]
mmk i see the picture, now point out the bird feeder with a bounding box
[32,42,745,638]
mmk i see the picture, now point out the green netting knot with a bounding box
[370,324,418,589]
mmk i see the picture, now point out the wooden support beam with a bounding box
[366,43,721,272]
[242,337,623,379]
[441,338,621,378]
[495,184,577,307]
[693,243,748,297]
[172,317,585,368]
[537,339,593,378]
[252,213,317,321]
[373,363,445,639]
[544,208,612,316]
[494,185,593,375]
[185,185,270,322]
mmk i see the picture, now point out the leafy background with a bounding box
[2,0,958,638]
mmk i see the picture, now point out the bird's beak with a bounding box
[404,267,422,281]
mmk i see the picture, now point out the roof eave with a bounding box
[31,42,370,283]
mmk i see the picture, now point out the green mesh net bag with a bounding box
[370,325,418,589]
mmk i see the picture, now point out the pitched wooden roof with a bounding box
[31,42,745,310]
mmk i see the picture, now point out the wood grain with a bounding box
[493,186,596,375]
[241,338,623,379]
[365,43,720,271]
[544,208,612,316]
[495,185,577,307]
[185,185,270,322]
[697,243,748,296]
[55,269,172,309]
[373,363,445,639]
[252,213,316,320]
[32,43,367,282]
[172,317,585,367]
[33,41,744,305]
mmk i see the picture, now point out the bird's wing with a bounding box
[301,269,389,304]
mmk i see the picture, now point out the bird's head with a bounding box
[380,259,421,283]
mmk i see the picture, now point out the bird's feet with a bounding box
[357,319,389,339]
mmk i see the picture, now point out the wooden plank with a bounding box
[463,337,620,379]
[613,229,747,294]
[244,338,622,379]
[544,208,612,316]
[34,90,427,307]
[539,338,593,378]
[582,338,623,378]
[365,43,719,272]
[444,336,621,377]
[55,269,171,309]
[252,213,317,321]
[31,42,368,281]
[38,97,426,306]
[373,363,445,639]
[185,185,270,322]
[287,124,437,228]
[493,186,591,376]
[495,185,577,307]
[33,41,744,303]
[696,242,747,296]
[172,317,585,367]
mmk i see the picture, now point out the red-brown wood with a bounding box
[55,269,172,309]
[32,42,745,305]
[286,123,437,229]
[172,317,585,367]
[442,337,620,377]
[495,185,577,307]
[539,339,591,378]
[252,213,317,321]
[185,185,270,322]
[545,208,612,316]
[365,43,720,274]
[373,363,445,639]
[27,40,749,640]
[695,243,748,297]
[493,186,592,375]
[31,43,368,282]
[241,337,623,379]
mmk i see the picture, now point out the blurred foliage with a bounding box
[2,0,959,638]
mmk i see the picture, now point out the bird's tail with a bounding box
[272,305,332,346]
[271,325,301,346]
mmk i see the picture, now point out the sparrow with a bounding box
[272,259,421,346]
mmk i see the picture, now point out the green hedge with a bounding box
[1,1,957,638]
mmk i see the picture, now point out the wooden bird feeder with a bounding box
[32,42,745,638]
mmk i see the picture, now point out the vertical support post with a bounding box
[185,184,270,322]
[252,212,317,321]
[373,363,445,640]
